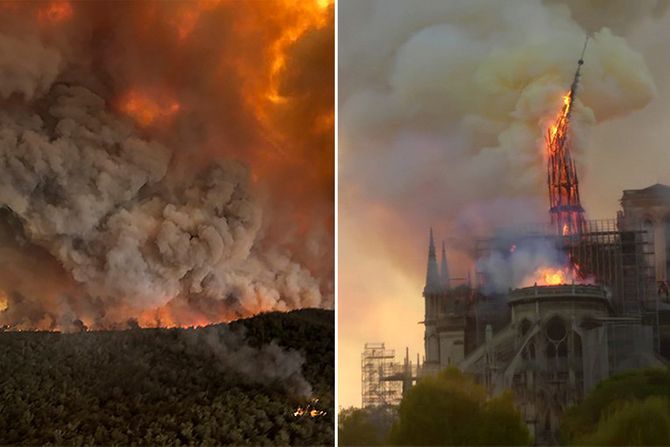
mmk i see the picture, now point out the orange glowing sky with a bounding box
[0,0,334,330]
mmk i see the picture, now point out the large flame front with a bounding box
[521,262,593,287]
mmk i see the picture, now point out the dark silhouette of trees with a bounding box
[574,396,670,445]
[388,368,530,446]
[561,367,670,445]
[0,308,333,446]
[338,406,395,445]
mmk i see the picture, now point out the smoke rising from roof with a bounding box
[339,0,669,408]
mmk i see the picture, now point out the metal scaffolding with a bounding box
[474,219,655,314]
[361,343,409,408]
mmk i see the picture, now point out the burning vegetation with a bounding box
[0,0,334,330]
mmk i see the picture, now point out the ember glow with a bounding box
[0,0,333,330]
[119,90,181,127]
[37,1,73,24]
[293,398,327,418]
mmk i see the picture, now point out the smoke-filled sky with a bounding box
[339,0,670,408]
[0,0,333,330]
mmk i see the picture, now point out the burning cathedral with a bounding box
[361,40,669,443]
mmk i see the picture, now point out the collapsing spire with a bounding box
[424,228,441,294]
[440,241,449,290]
[547,36,589,236]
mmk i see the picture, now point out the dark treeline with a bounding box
[338,367,670,446]
[0,308,334,446]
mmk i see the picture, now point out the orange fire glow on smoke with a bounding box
[118,90,181,127]
[243,0,333,132]
[171,0,222,41]
[37,1,73,23]
[0,0,334,331]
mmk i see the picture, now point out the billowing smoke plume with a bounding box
[181,325,313,397]
[340,0,664,272]
[338,0,669,407]
[0,1,333,329]
[475,236,595,293]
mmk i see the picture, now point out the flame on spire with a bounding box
[546,37,589,237]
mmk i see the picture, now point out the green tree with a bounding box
[575,396,670,445]
[389,368,530,445]
[338,406,395,446]
[561,368,670,443]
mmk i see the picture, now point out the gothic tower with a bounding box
[422,229,465,374]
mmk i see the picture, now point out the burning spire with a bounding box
[546,37,589,236]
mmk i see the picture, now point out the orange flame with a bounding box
[245,0,332,126]
[293,398,326,417]
[522,261,593,287]
[118,90,181,127]
[37,1,73,24]
[547,93,572,152]
[0,291,7,312]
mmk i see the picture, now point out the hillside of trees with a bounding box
[0,308,334,446]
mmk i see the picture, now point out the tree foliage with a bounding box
[0,308,333,446]
[338,406,395,446]
[575,396,670,445]
[561,367,670,444]
[389,368,530,446]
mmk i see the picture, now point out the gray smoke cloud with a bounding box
[0,30,322,329]
[181,325,313,397]
[475,236,592,294]
[340,0,664,265]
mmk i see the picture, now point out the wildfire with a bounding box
[266,0,332,103]
[0,0,333,332]
[118,90,181,127]
[171,0,223,41]
[37,1,73,24]
[0,291,7,312]
[293,398,326,418]
[244,0,333,132]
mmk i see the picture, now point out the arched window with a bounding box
[546,316,566,342]
[519,319,532,337]
[545,316,568,358]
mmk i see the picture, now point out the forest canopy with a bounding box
[0,308,334,446]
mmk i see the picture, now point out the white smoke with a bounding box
[476,237,568,293]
